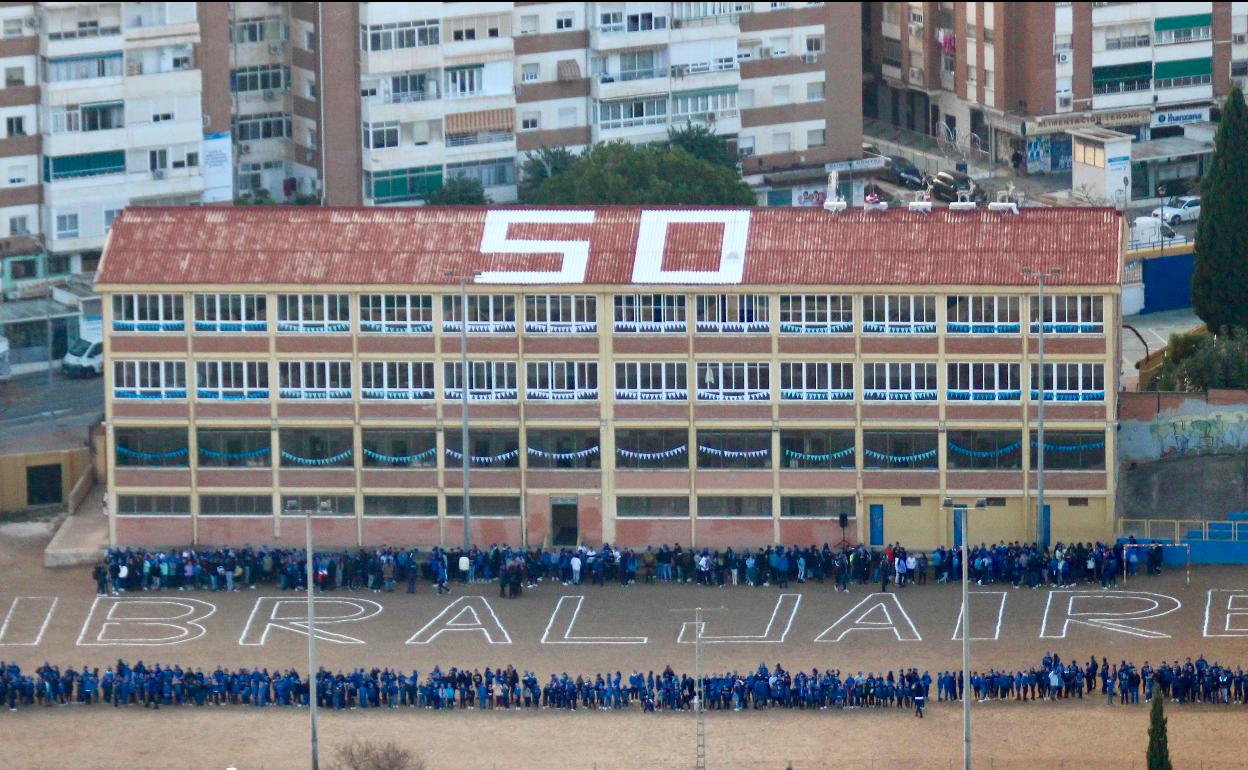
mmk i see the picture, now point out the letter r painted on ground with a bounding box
[1039,591,1181,640]
[541,596,647,644]
[1203,590,1248,637]
[238,597,383,646]
[76,597,215,646]
[407,596,512,645]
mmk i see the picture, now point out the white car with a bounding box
[1151,196,1200,226]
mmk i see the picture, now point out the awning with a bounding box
[1154,13,1211,32]
[1092,61,1151,84]
[556,59,581,82]
[445,108,513,135]
[1154,57,1212,80]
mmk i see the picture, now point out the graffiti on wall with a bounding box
[1120,402,1248,462]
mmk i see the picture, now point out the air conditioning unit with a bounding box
[1055,51,1070,64]
[239,143,252,155]
[759,46,772,58]
[152,168,166,180]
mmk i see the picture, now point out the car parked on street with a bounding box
[1151,196,1200,226]
[886,156,926,189]
[928,170,983,203]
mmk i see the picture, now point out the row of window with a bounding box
[111,293,1107,335]
[116,427,1106,472]
[112,360,1107,402]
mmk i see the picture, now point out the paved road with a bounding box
[0,370,103,452]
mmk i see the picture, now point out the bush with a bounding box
[331,740,425,770]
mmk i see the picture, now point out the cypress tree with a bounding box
[1192,86,1248,332]
[1146,695,1173,770]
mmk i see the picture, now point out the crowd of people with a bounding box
[93,539,1168,597]
[3,652,1240,715]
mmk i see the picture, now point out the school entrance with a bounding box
[551,498,578,547]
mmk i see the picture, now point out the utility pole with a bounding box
[288,496,330,770]
[445,271,479,550]
[1025,267,1060,547]
[672,606,724,770]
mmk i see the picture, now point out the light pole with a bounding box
[287,496,331,770]
[944,495,987,770]
[1024,267,1060,548]
[445,271,480,551]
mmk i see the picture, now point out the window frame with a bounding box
[525,360,599,401]
[779,361,854,401]
[113,360,187,399]
[195,360,270,400]
[614,361,688,401]
[695,361,770,402]
[443,360,518,401]
[276,293,350,332]
[359,294,433,333]
[862,294,937,333]
[361,360,435,400]
[946,295,1021,334]
[947,362,1022,402]
[613,294,687,333]
[778,294,852,334]
[193,293,267,332]
[277,360,353,400]
[442,294,516,334]
[112,293,185,332]
[1030,362,1106,402]
[695,294,770,333]
[1030,295,1104,334]
[524,294,597,333]
[863,361,938,401]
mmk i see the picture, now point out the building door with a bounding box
[1038,504,1051,549]
[869,504,884,547]
[552,501,578,547]
[26,463,62,506]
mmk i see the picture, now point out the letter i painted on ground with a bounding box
[407,596,512,645]
[951,592,1007,641]
[815,593,922,643]
[0,597,57,646]
[677,594,801,644]
[541,596,647,644]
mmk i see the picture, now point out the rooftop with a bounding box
[96,206,1124,289]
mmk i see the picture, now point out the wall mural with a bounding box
[1120,402,1248,462]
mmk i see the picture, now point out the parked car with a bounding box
[862,142,883,159]
[886,156,926,189]
[1151,196,1200,226]
[928,170,982,203]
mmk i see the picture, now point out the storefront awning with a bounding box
[1154,13,1211,31]
[1154,57,1211,80]
[444,108,513,135]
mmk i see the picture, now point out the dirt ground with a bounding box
[2,525,1247,770]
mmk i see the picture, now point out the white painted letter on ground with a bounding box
[1203,589,1248,637]
[951,592,1007,641]
[677,594,801,644]
[407,596,511,645]
[77,597,215,646]
[815,593,922,643]
[541,596,647,644]
[0,597,57,646]
[1039,590,1180,640]
[238,597,383,646]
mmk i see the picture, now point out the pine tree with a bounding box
[1192,86,1248,332]
[1146,695,1173,770]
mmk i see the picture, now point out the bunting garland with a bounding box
[697,391,770,402]
[277,322,351,333]
[697,444,770,459]
[863,323,937,334]
[360,322,433,333]
[617,445,687,461]
[864,390,938,401]
[115,389,187,400]
[948,390,1021,401]
[527,445,601,460]
[113,321,185,332]
[1029,391,1105,402]
[1030,440,1104,453]
[526,389,599,401]
[524,323,598,334]
[780,390,853,401]
[280,449,354,466]
[363,447,437,464]
[200,446,270,460]
[695,322,769,333]
[1031,323,1102,334]
[362,389,435,400]
[196,390,269,400]
[614,390,687,401]
[864,448,938,463]
[613,321,687,333]
[194,321,267,332]
[779,322,853,334]
[784,447,855,462]
[444,322,517,334]
[116,445,189,461]
[947,441,1021,458]
[443,389,518,401]
[279,389,353,400]
[947,323,1021,334]
[445,448,520,465]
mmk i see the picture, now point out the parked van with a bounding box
[63,331,103,377]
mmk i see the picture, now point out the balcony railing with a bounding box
[446,130,514,147]
[48,25,122,41]
[600,67,666,83]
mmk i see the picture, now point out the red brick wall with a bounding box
[615,518,692,548]
[361,518,440,546]
[780,518,858,546]
[116,516,194,546]
[197,516,275,546]
[696,518,773,548]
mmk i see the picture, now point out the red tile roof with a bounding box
[96,205,1123,289]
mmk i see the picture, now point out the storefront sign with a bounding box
[1019,109,1151,136]
[824,156,887,173]
[1151,107,1209,127]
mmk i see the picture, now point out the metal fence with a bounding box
[1119,518,1248,542]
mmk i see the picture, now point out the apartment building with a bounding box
[864,2,1246,176]
[95,205,1121,551]
[205,2,862,206]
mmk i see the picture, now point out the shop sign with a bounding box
[1151,107,1209,127]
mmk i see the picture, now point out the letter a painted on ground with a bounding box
[815,593,922,642]
[407,596,512,645]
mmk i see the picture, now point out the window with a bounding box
[519,14,538,34]
[364,496,438,517]
[198,495,271,516]
[276,293,350,332]
[1031,430,1105,471]
[9,258,35,279]
[524,295,596,333]
[361,19,439,51]
[862,430,938,469]
[446,496,521,516]
[279,429,353,468]
[616,429,688,469]
[947,430,1023,470]
[778,295,852,333]
[699,496,770,517]
[362,429,438,468]
[597,97,667,129]
[1155,26,1211,46]
[617,496,689,517]
[670,88,737,118]
[194,294,267,332]
[805,35,824,54]
[46,53,122,82]
[1031,295,1104,333]
[613,294,686,332]
[806,81,825,101]
[1155,73,1212,89]
[696,361,770,401]
[277,360,352,399]
[526,361,598,400]
[780,429,855,469]
[696,429,770,470]
[117,495,190,516]
[520,113,539,130]
[1031,362,1105,401]
[806,128,825,148]
[947,362,1022,401]
[779,361,853,401]
[781,496,854,517]
[55,213,79,239]
[446,158,515,187]
[862,294,936,333]
[281,496,355,515]
[615,361,688,401]
[863,362,938,401]
[197,429,272,468]
[8,216,27,235]
[556,12,574,30]
[44,151,126,181]
[230,64,288,93]
[772,131,790,152]
[114,428,187,467]
[361,360,435,400]
[444,360,518,400]
[558,106,577,127]
[1103,24,1149,50]
[946,295,1021,333]
[1054,33,1072,52]
[6,164,25,184]
[446,65,483,97]
[104,208,122,232]
[772,86,791,106]
[112,293,185,331]
[966,65,977,86]
[113,360,187,399]
[45,255,69,275]
[527,429,600,469]
[443,294,516,333]
[600,10,667,32]
[363,121,399,149]
[5,116,23,136]
[696,294,769,332]
[359,294,432,333]
[4,67,24,87]
[231,16,285,43]
[234,112,291,141]
[445,14,507,42]
[3,19,22,38]
[148,148,169,171]
[366,165,442,204]
[196,360,269,400]
[444,429,520,468]
[522,63,539,83]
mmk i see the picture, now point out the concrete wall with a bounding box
[1119,454,1248,521]
[0,447,90,513]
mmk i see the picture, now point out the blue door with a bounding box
[1038,504,1051,549]
[869,504,884,546]
[953,506,966,548]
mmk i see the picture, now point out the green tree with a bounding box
[518,146,579,202]
[424,176,489,205]
[1193,86,1248,332]
[1146,696,1173,770]
[529,141,755,205]
[1154,328,1248,391]
[668,123,736,170]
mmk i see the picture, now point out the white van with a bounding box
[63,332,103,377]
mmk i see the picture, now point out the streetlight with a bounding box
[287,496,331,770]
[943,495,987,770]
[444,270,481,551]
[1023,267,1061,548]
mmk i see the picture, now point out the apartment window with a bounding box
[519,15,539,34]
[1155,71,1212,89]
[597,97,667,129]
[361,19,439,50]
[445,65,485,98]
[1092,62,1152,95]
[984,69,995,90]
[863,362,938,401]
[279,429,354,468]
[446,14,506,42]
[231,16,285,43]
[615,361,688,401]
[558,106,577,127]
[1054,34,1072,52]
[947,362,1022,402]
[778,295,852,333]
[359,294,432,333]
[9,216,28,235]
[696,361,769,401]
[201,495,273,516]
[1031,295,1104,333]
[367,165,442,204]
[966,65,977,86]
[526,361,598,401]
[946,430,1023,470]
[805,35,824,54]
[806,128,825,148]
[520,113,539,131]
[1104,25,1150,50]
[445,496,521,516]
[6,164,25,184]
[946,295,1021,333]
[444,429,520,468]
[696,429,770,470]
[444,361,518,401]
[55,213,79,239]
[363,121,399,150]
[771,84,791,104]
[600,10,667,32]
[882,38,902,68]
[230,64,288,93]
[616,429,688,470]
[699,497,770,517]
[696,294,769,332]
[780,361,853,401]
[362,429,438,469]
[862,430,939,470]
[3,19,22,38]
[965,23,977,41]
[1031,362,1105,401]
[1155,26,1212,46]
[442,294,516,333]
[522,63,539,83]
[525,295,596,333]
[118,496,190,516]
[4,67,24,87]
[361,361,435,400]
[863,295,937,333]
[148,149,168,171]
[1031,430,1105,471]
[197,429,272,468]
[47,53,122,82]
[45,255,68,275]
[527,429,600,469]
[446,158,515,188]
[113,360,187,399]
[670,88,737,118]
[278,360,352,399]
[780,429,856,469]
[276,293,350,332]
[614,294,686,332]
[195,361,269,400]
[234,112,291,141]
[5,116,23,137]
[617,496,689,516]
[772,132,790,152]
[104,209,122,233]
[806,81,825,101]
[114,428,187,467]
[556,13,574,30]
[112,293,184,331]
[194,294,266,332]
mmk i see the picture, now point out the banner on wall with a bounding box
[201,130,233,204]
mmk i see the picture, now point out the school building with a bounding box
[94,205,1122,550]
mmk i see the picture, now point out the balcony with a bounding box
[446,129,514,147]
